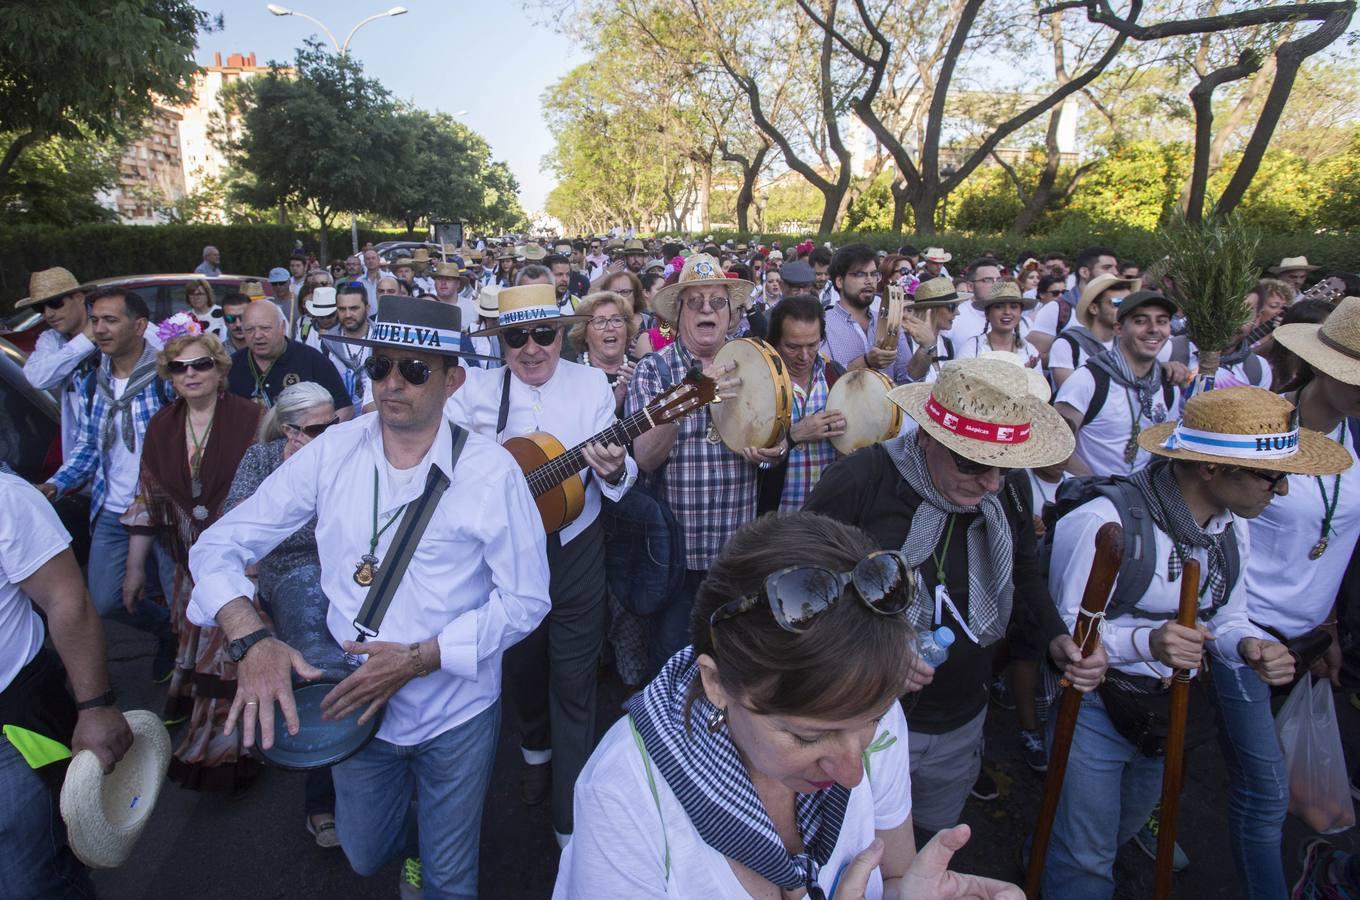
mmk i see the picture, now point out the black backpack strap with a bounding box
[1080,365,1110,428]
[1058,332,1080,369]
[1101,479,1160,620]
[495,367,512,440]
[352,423,468,641]
[1243,353,1263,387]
[940,336,954,362]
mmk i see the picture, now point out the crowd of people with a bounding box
[4,231,1360,899]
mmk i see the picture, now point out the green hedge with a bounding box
[0,223,412,311]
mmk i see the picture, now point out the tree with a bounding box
[0,133,119,225]
[382,110,491,235]
[0,0,208,194]
[223,42,404,262]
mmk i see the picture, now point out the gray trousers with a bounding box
[907,705,987,832]
[502,519,606,836]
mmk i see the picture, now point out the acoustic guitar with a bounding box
[503,371,716,533]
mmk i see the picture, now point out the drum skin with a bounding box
[711,338,792,452]
[826,369,903,454]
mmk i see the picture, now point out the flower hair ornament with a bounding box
[156,311,204,344]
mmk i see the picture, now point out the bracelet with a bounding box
[410,642,429,678]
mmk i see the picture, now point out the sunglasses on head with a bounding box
[709,551,912,635]
[282,417,339,440]
[947,445,1002,475]
[503,326,559,349]
[167,356,215,374]
[364,354,434,385]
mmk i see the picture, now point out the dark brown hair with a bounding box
[687,512,915,723]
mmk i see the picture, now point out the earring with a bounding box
[706,706,728,733]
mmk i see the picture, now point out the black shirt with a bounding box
[227,339,351,411]
[803,443,1065,733]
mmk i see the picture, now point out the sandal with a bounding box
[306,814,340,849]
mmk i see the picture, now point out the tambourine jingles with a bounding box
[874,284,905,351]
[825,369,903,454]
[710,337,792,452]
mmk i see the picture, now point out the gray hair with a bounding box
[516,264,551,285]
[256,381,336,442]
[202,244,218,258]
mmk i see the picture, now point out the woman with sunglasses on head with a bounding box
[184,276,228,344]
[556,512,1024,899]
[222,381,341,845]
[119,314,262,791]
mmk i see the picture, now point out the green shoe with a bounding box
[399,857,422,900]
[1132,808,1189,873]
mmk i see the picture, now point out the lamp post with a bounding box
[266,4,408,254]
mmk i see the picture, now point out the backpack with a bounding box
[1168,335,1263,387]
[1057,328,1106,372]
[1041,474,1241,622]
[1080,364,1176,428]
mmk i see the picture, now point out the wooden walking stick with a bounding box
[1154,558,1201,900]
[1025,522,1124,899]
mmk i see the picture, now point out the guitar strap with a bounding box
[496,367,512,442]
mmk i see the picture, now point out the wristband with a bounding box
[76,689,117,711]
[410,642,430,678]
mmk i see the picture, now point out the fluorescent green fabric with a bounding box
[3,724,72,769]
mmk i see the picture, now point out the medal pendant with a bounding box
[353,554,378,587]
[192,504,209,522]
[1310,539,1328,561]
[706,423,722,444]
[191,479,202,499]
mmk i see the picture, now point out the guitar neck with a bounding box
[1245,317,1279,345]
[524,409,656,497]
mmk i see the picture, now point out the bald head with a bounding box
[243,300,288,361]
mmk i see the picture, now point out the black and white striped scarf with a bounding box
[1129,459,1229,613]
[623,647,849,893]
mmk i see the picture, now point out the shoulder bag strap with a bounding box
[352,423,469,641]
[495,367,513,440]
[628,716,671,881]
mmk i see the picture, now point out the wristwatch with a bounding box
[226,628,273,663]
[75,689,117,711]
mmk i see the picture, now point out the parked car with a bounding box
[372,241,444,264]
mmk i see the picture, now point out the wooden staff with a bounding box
[1025,522,1124,899]
[1154,558,1201,899]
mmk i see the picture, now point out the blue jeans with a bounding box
[332,700,500,900]
[86,509,172,641]
[0,735,94,900]
[1043,692,1164,900]
[1210,655,1288,898]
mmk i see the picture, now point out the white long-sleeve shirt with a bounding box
[24,329,97,461]
[188,413,551,745]
[445,360,637,546]
[1049,495,1265,681]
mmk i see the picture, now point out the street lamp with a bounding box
[266,5,407,56]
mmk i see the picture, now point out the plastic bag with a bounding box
[1276,675,1355,834]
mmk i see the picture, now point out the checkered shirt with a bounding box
[48,354,170,520]
[780,358,836,512]
[626,339,757,571]
[821,302,912,384]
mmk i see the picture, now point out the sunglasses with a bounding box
[948,445,1002,475]
[709,551,912,635]
[503,326,559,349]
[223,313,244,324]
[1235,467,1289,488]
[683,295,730,313]
[364,355,434,385]
[167,356,215,374]
[281,417,339,440]
[1041,288,1064,298]
[43,295,72,311]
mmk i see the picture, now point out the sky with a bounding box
[198,0,584,213]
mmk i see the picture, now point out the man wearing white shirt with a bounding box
[188,295,547,898]
[319,285,374,412]
[446,282,634,847]
[944,258,1002,349]
[17,268,96,462]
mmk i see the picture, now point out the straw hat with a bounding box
[476,283,589,336]
[1141,386,1349,474]
[329,294,493,361]
[1268,256,1319,275]
[475,284,501,321]
[1074,273,1140,328]
[972,279,1036,311]
[651,254,754,335]
[15,267,84,309]
[240,281,266,300]
[909,277,962,310]
[889,358,1073,468]
[431,261,465,280]
[1274,296,1360,386]
[411,248,430,264]
[978,350,1051,402]
[304,286,337,318]
[60,710,170,869]
[521,243,548,262]
[623,239,646,253]
[922,248,952,264]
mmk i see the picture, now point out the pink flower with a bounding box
[155,311,204,344]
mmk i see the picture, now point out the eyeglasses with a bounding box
[503,326,559,349]
[590,315,626,330]
[947,445,1002,475]
[683,294,729,312]
[223,313,243,324]
[614,287,636,297]
[1041,288,1064,298]
[166,356,215,374]
[709,551,912,635]
[363,355,433,385]
[973,276,1000,285]
[1236,467,1289,488]
[281,417,339,440]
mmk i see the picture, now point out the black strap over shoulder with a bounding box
[352,423,468,641]
[495,367,513,439]
[1081,365,1175,428]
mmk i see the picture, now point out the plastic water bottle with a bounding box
[917,626,955,668]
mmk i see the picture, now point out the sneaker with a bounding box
[1132,809,1189,873]
[1020,729,1048,773]
[399,857,422,900]
[520,761,551,806]
[152,637,177,684]
[1292,838,1340,900]
[989,676,1016,710]
[970,769,999,801]
[305,814,340,849]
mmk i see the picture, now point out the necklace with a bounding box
[354,467,410,587]
[1312,425,1345,559]
[249,354,274,407]
[1123,387,1141,465]
[186,408,214,520]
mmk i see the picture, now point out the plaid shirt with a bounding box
[626,339,757,570]
[48,351,170,520]
[780,358,836,512]
[821,301,913,384]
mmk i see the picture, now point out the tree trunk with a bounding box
[890,181,911,233]
[912,188,938,237]
[1182,52,1263,223]
[699,160,713,231]
[317,213,331,272]
[0,130,40,197]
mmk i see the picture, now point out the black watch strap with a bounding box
[75,689,117,711]
[227,628,273,663]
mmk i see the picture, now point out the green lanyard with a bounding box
[1313,426,1345,558]
[931,515,957,584]
[369,467,408,556]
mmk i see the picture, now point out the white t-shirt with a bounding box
[1048,331,1114,374]
[1026,301,1061,338]
[1055,366,1179,476]
[102,376,140,514]
[1170,338,1273,390]
[0,472,71,691]
[554,702,913,899]
[954,332,1041,367]
[1027,469,1070,517]
[1245,421,1360,638]
[946,302,987,348]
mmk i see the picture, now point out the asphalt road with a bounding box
[92,619,1360,899]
